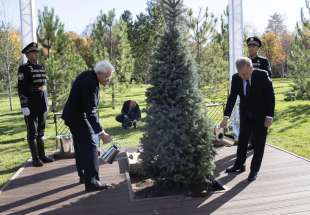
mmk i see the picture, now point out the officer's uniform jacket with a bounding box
[250,55,272,78]
[17,61,48,113]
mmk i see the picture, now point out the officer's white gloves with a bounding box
[21,107,30,116]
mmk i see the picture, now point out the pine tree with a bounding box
[288,0,310,100]
[141,0,215,187]
[37,7,87,111]
[115,20,134,83]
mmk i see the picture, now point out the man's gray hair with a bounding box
[235,57,253,71]
[94,60,115,74]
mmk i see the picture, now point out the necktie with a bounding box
[246,80,251,96]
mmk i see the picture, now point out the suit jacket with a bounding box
[62,70,102,134]
[121,100,141,121]
[224,69,275,121]
[250,55,272,78]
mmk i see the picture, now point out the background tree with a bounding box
[266,12,287,35]
[214,6,229,60]
[0,0,21,110]
[122,1,165,83]
[199,42,228,100]
[261,32,286,76]
[68,31,93,68]
[114,20,135,83]
[287,0,310,100]
[263,13,289,76]
[0,24,21,111]
[91,9,118,108]
[141,0,215,188]
[186,7,217,86]
[37,7,87,111]
[280,32,294,77]
[37,7,64,58]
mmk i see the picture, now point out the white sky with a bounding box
[0,0,307,34]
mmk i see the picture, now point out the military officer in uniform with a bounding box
[247,36,272,150]
[18,42,54,167]
[247,36,272,78]
[62,60,114,192]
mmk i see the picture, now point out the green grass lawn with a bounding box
[268,79,310,158]
[0,79,309,187]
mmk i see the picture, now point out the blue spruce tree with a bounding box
[141,0,215,187]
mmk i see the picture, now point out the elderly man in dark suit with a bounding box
[62,60,114,192]
[220,57,275,182]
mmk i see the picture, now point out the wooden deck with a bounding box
[1,145,310,215]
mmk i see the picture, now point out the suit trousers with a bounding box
[68,122,99,183]
[234,116,268,172]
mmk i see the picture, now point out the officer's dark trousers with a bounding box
[68,122,99,183]
[234,115,268,173]
[24,111,47,160]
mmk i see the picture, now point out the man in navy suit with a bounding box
[62,60,114,192]
[220,57,275,182]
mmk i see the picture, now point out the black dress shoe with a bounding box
[85,180,112,192]
[248,171,257,182]
[40,156,54,163]
[32,159,44,167]
[226,165,246,173]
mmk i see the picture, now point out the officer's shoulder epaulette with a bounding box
[19,63,29,69]
[257,55,268,60]
[254,68,269,77]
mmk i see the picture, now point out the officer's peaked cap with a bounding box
[21,42,39,54]
[246,36,262,47]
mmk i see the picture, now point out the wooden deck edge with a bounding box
[267,143,310,163]
[125,171,135,201]
[0,159,30,195]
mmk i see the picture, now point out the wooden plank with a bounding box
[0,145,310,215]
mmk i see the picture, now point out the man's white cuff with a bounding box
[96,130,105,136]
[21,107,30,116]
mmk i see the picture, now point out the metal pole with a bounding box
[228,0,243,140]
[19,0,37,63]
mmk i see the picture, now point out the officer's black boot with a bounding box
[28,140,43,167]
[37,138,54,163]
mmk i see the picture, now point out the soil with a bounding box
[130,174,226,199]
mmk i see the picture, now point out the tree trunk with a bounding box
[7,66,13,111]
[52,80,56,112]
[4,38,13,111]
[109,25,115,109]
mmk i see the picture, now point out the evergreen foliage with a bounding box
[287,0,310,100]
[141,0,215,186]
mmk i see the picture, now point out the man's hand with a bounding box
[220,117,229,129]
[21,107,30,116]
[99,132,112,144]
[264,117,273,128]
